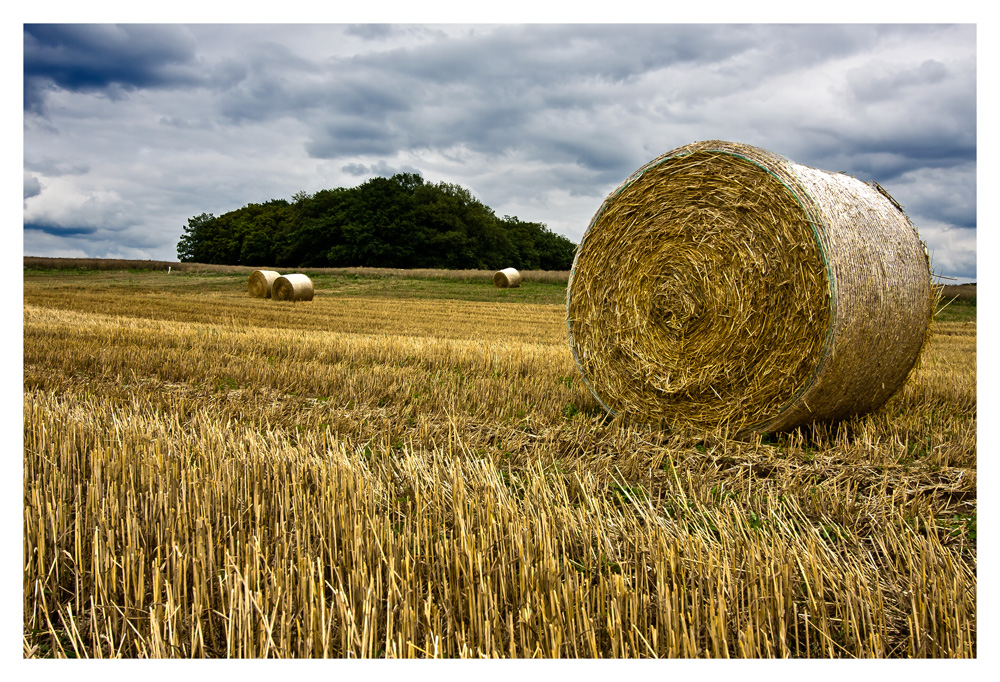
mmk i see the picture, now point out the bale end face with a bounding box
[494,267,522,288]
[248,270,280,298]
[272,273,315,302]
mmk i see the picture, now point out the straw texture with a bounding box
[247,270,280,298]
[567,140,933,434]
[494,267,522,288]
[272,273,315,302]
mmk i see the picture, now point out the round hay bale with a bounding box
[494,267,522,288]
[567,140,933,434]
[272,273,314,302]
[247,270,281,298]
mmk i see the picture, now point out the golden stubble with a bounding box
[23,273,975,658]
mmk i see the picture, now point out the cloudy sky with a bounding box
[22,21,977,280]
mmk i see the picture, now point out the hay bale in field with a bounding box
[247,270,281,298]
[494,267,522,288]
[567,140,934,434]
[272,273,314,302]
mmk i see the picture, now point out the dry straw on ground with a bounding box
[273,273,314,302]
[22,270,976,658]
[567,140,934,434]
[494,267,522,288]
[247,270,280,298]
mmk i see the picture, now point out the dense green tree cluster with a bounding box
[177,173,577,270]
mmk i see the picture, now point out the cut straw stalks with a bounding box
[248,270,280,298]
[273,274,314,302]
[567,140,934,434]
[493,268,522,288]
[21,271,976,658]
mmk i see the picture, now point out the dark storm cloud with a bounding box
[308,118,405,157]
[219,25,766,163]
[156,23,954,193]
[894,163,977,230]
[369,24,752,85]
[805,131,975,184]
[858,139,974,178]
[355,23,891,104]
[213,41,330,122]
[541,136,634,173]
[24,222,97,237]
[299,24,969,181]
[341,162,369,176]
[24,24,202,113]
[846,59,949,103]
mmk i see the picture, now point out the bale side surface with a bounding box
[772,164,933,430]
[272,273,314,302]
[566,140,932,433]
[494,267,522,288]
[247,270,280,298]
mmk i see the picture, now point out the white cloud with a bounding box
[23,176,139,233]
[921,221,977,281]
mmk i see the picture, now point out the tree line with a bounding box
[177,173,578,271]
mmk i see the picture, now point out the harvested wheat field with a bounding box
[23,264,976,658]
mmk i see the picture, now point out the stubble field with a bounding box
[22,266,976,658]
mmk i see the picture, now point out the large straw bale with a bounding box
[272,273,315,302]
[247,270,280,298]
[567,140,934,434]
[494,267,522,288]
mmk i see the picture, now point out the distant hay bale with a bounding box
[272,273,314,302]
[494,267,522,288]
[247,270,280,298]
[567,140,934,434]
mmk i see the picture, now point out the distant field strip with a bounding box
[24,302,579,424]
[23,290,567,341]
